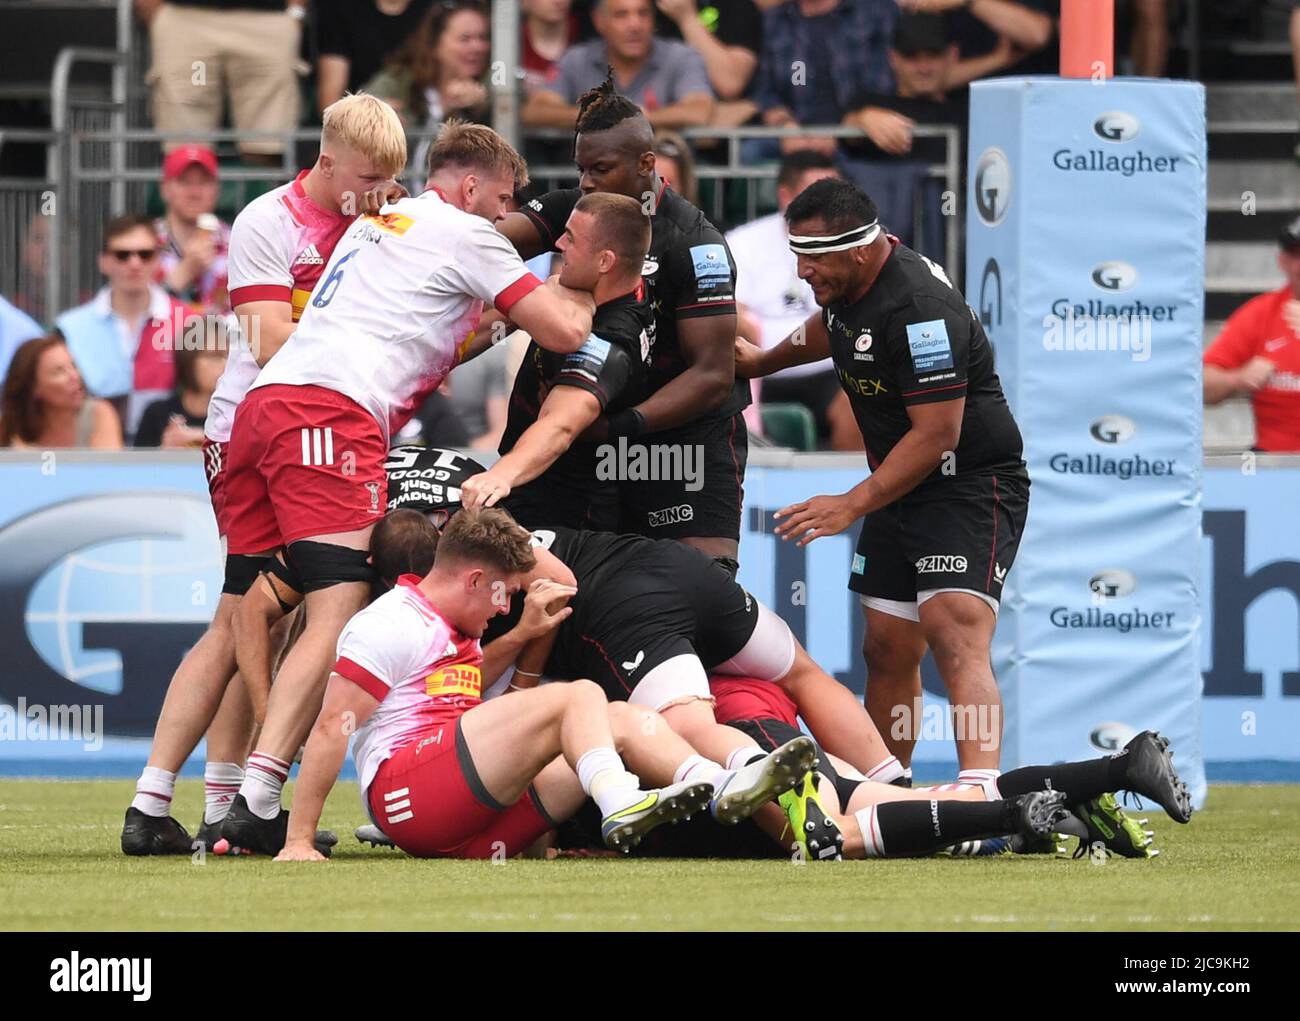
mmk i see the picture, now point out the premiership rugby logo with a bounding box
[916,555,967,574]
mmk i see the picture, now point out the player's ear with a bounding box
[319,151,333,178]
[599,248,616,275]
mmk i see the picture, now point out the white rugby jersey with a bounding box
[250,189,542,442]
[206,171,352,443]
[334,575,485,797]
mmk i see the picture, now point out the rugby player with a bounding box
[371,513,912,859]
[460,191,653,530]
[217,121,647,856]
[275,508,817,862]
[121,94,408,855]
[700,677,1191,860]
[736,177,1031,775]
[495,76,748,574]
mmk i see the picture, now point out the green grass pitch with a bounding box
[2,780,1297,931]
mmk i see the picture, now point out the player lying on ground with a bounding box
[276,508,817,861]
[372,510,913,860]
[664,677,1192,860]
[121,94,409,856]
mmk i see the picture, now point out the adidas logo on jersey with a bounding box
[295,244,324,266]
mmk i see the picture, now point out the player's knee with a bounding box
[287,540,374,593]
[567,678,607,709]
[864,629,915,678]
[222,552,270,597]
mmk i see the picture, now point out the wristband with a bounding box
[607,407,645,439]
[514,669,542,678]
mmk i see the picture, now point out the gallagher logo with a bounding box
[1091,261,1138,292]
[1089,414,1137,444]
[973,148,1011,227]
[1093,111,1140,143]
[1089,568,1138,599]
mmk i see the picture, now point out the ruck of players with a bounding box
[121,83,1193,869]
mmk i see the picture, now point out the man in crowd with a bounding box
[155,145,232,314]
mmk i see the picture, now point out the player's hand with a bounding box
[461,469,512,509]
[855,108,915,155]
[358,179,409,215]
[773,493,859,546]
[519,578,576,639]
[274,841,327,863]
[1238,355,1275,392]
[179,228,217,274]
[734,337,767,379]
[544,274,597,314]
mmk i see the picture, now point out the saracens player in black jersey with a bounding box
[736,178,1031,776]
[493,77,747,574]
[459,193,653,530]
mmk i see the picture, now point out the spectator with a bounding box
[55,215,187,441]
[935,0,1056,78]
[365,1,491,132]
[842,13,1017,253]
[155,145,232,315]
[1203,217,1300,454]
[653,129,700,206]
[140,0,308,163]
[1127,0,1169,77]
[522,0,583,97]
[754,0,897,158]
[727,152,844,443]
[0,336,123,449]
[654,0,763,120]
[410,387,472,447]
[316,0,435,112]
[523,0,715,129]
[443,342,510,450]
[0,294,43,382]
[134,323,228,448]
[15,213,51,325]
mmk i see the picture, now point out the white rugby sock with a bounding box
[865,754,905,785]
[203,762,245,824]
[673,753,729,789]
[576,746,642,817]
[241,752,291,820]
[854,805,887,858]
[725,745,765,770]
[956,768,1002,801]
[131,766,176,818]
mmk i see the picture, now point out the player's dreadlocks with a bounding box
[574,71,646,154]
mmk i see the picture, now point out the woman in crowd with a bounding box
[0,335,122,449]
[134,328,227,449]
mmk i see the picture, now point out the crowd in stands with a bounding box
[3,0,1297,453]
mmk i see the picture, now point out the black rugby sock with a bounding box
[995,753,1129,802]
[874,799,1017,857]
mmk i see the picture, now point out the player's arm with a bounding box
[462,386,601,508]
[1203,303,1273,404]
[498,189,577,262]
[480,578,575,687]
[735,311,831,378]
[632,310,737,432]
[228,204,300,366]
[277,675,380,861]
[503,279,595,355]
[235,300,298,367]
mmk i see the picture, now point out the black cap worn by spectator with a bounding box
[893,12,950,56]
[1279,213,1300,252]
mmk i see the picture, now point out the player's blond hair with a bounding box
[426,119,529,190]
[320,93,407,177]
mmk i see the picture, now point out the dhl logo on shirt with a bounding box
[363,212,415,236]
[290,288,312,322]
[425,663,481,699]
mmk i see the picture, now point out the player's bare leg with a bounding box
[917,592,1002,770]
[778,641,901,781]
[861,606,928,771]
[458,681,711,850]
[122,593,242,855]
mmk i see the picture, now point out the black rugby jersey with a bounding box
[521,185,748,420]
[824,238,1023,480]
[499,285,653,528]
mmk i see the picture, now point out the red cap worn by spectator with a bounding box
[161,145,219,181]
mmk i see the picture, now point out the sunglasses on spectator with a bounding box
[107,248,158,262]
